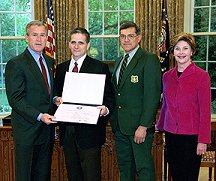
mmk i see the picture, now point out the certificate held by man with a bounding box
[54,72,106,124]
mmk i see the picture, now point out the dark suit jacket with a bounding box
[111,47,161,135]
[5,48,55,145]
[54,55,115,149]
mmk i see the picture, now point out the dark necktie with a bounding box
[39,56,50,93]
[72,62,78,72]
[118,54,129,86]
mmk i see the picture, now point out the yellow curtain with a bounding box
[34,0,85,64]
[34,0,184,66]
[136,0,184,67]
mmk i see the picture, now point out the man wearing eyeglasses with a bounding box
[110,21,161,181]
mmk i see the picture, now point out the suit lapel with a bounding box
[44,54,54,95]
[112,57,122,88]
[79,56,91,73]
[118,48,142,88]
[24,49,50,96]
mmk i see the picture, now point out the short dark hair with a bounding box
[119,21,141,35]
[69,27,90,43]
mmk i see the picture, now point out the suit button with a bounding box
[118,93,120,96]
[118,106,121,109]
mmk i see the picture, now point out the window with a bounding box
[86,0,135,61]
[0,0,33,114]
[184,0,216,114]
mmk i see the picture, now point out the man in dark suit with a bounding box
[54,27,115,181]
[110,21,161,181]
[5,20,56,181]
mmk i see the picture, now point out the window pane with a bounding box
[211,7,216,32]
[89,12,103,35]
[16,0,31,11]
[0,0,32,114]
[194,36,207,62]
[89,38,102,60]
[18,40,27,54]
[120,0,134,10]
[104,0,118,10]
[194,0,209,6]
[120,12,134,24]
[0,64,5,89]
[0,89,11,113]
[88,0,102,11]
[194,62,206,70]
[209,63,216,87]
[213,0,216,5]
[104,38,118,60]
[16,14,31,36]
[209,36,216,61]
[0,0,14,11]
[194,8,209,32]
[1,39,26,63]
[2,40,17,62]
[0,14,15,36]
[87,0,134,61]
[212,89,216,114]
[104,12,118,35]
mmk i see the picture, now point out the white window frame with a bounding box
[184,0,216,117]
[85,0,135,61]
[0,0,34,115]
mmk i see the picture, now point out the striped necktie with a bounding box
[118,54,129,86]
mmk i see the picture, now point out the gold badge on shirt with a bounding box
[131,75,138,83]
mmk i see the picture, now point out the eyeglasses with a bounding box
[119,34,137,40]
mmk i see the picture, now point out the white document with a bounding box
[53,104,100,124]
[54,72,106,124]
[62,72,106,105]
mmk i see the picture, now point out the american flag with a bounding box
[45,0,56,59]
[158,0,170,73]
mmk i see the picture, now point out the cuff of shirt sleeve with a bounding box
[37,113,42,122]
[53,96,58,104]
[103,107,109,116]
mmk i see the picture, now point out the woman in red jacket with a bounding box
[157,32,211,181]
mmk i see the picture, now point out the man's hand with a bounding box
[40,113,57,125]
[54,97,63,106]
[134,125,147,144]
[97,105,108,116]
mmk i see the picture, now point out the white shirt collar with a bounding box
[69,54,87,72]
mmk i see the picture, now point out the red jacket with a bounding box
[157,62,211,144]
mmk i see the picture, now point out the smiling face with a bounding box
[69,33,90,61]
[174,40,193,70]
[119,27,142,54]
[25,25,47,55]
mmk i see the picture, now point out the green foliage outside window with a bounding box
[193,0,216,114]
[0,0,32,114]
[88,0,134,61]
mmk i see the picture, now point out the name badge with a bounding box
[131,75,138,83]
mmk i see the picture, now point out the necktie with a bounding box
[39,56,50,93]
[118,54,129,86]
[72,62,78,72]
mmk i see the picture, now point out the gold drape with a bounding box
[34,0,85,64]
[136,0,184,68]
[34,0,184,66]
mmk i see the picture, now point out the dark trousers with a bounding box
[114,128,155,181]
[165,132,202,181]
[14,141,53,181]
[62,126,101,181]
